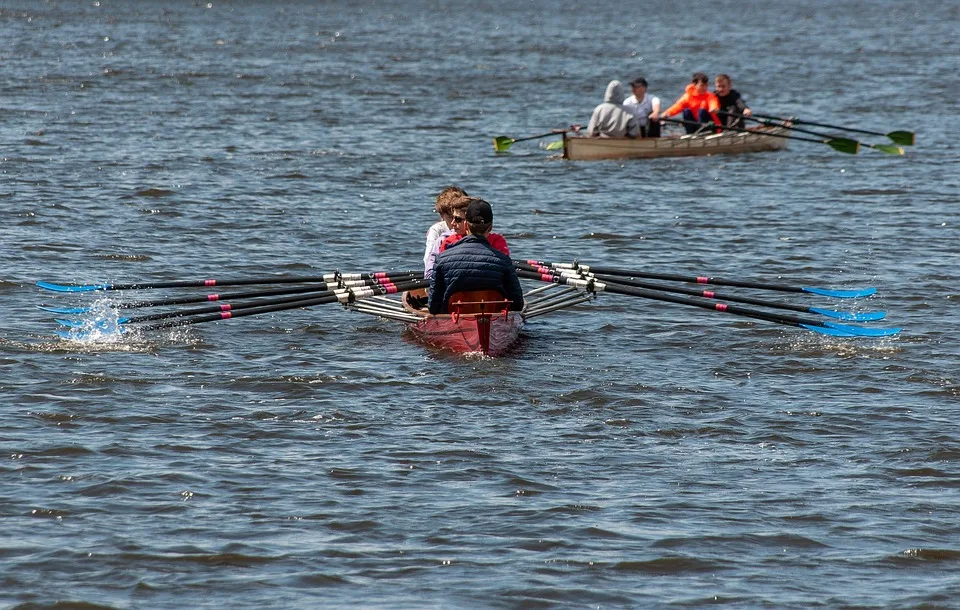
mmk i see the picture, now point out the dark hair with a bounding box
[630,77,648,88]
[691,72,709,85]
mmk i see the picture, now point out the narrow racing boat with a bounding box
[561,124,789,161]
[400,288,523,356]
[345,281,592,357]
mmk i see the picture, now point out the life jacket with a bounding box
[663,84,721,125]
[439,232,510,256]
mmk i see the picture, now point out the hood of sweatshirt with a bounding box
[603,80,625,105]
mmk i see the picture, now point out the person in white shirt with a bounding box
[622,77,661,138]
[424,186,468,273]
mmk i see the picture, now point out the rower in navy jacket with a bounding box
[428,198,525,315]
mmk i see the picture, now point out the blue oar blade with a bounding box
[39,305,93,314]
[808,307,886,322]
[824,322,901,337]
[802,286,877,298]
[37,280,111,293]
[800,323,859,337]
[55,318,84,328]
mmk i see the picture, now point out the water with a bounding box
[2,1,959,608]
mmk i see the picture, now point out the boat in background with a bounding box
[561,124,789,161]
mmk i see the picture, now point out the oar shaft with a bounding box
[659,117,825,144]
[517,260,804,293]
[736,115,837,139]
[124,279,427,324]
[512,131,563,143]
[538,266,817,314]
[517,269,808,326]
[134,279,429,331]
[114,274,420,309]
[516,269,821,329]
[136,294,343,331]
[751,113,877,138]
[518,259,876,299]
[38,271,420,292]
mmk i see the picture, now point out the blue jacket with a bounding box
[428,234,525,314]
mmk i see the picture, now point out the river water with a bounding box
[2,1,958,608]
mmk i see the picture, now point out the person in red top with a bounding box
[656,72,721,134]
[438,197,510,256]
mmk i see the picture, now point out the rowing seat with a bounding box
[447,290,510,315]
[403,287,429,311]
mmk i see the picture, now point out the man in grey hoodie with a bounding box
[586,80,640,138]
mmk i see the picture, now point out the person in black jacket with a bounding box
[428,199,524,315]
[714,74,752,129]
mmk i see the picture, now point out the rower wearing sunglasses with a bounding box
[424,195,472,281]
[424,185,469,274]
[436,204,510,257]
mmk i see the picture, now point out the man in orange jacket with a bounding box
[656,72,720,134]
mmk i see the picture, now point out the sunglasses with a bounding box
[451,216,466,223]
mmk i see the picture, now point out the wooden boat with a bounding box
[397,288,522,356]
[561,125,789,161]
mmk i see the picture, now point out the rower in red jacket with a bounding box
[438,229,509,256]
[437,202,510,256]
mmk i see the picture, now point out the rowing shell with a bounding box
[401,289,523,357]
[562,125,789,161]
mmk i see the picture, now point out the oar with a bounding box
[36,271,418,293]
[55,278,428,328]
[39,273,421,314]
[750,112,915,146]
[56,279,430,339]
[659,117,860,155]
[515,262,884,322]
[725,114,904,155]
[493,129,565,153]
[518,259,876,298]
[517,269,899,338]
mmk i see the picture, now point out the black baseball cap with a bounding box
[465,199,493,224]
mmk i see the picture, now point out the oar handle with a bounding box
[513,130,569,144]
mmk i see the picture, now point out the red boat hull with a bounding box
[408,313,523,356]
[401,289,523,356]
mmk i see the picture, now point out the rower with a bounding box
[437,201,510,256]
[424,194,472,281]
[424,186,468,275]
[656,72,721,134]
[428,199,524,315]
